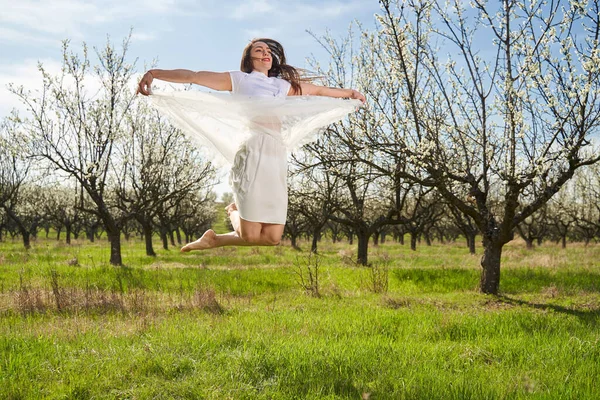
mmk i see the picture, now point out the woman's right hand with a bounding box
[137,71,154,96]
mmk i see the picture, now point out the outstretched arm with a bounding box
[137,69,232,96]
[290,82,366,103]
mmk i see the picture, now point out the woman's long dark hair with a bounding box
[240,38,303,95]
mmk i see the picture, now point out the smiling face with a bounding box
[240,38,287,77]
[250,41,272,72]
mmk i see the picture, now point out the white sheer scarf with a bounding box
[149,90,362,165]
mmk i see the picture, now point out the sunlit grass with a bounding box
[1,235,599,399]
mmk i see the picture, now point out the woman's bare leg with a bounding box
[228,209,242,235]
[260,223,285,245]
[180,219,284,252]
[181,230,248,251]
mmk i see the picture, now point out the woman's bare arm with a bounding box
[137,69,232,95]
[290,82,366,103]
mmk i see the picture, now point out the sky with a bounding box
[0,0,381,196]
[0,0,380,116]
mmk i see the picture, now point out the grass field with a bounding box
[0,232,599,399]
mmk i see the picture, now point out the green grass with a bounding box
[0,236,599,399]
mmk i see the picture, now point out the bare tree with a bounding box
[116,102,217,256]
[401,186,443,250]
[305,26,428,265]
[284,184,309,250]
[177,192,217,245]
[10,36,137,265]
[570,165,600,244]
[0,116,37,249]
[289,154,343,253]
[42,184,80,244]
[0,208,7,242]
[516,206,549,249]
[372,0,600,293]
[447,201,479,254]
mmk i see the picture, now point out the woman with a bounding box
[137,38,364,252]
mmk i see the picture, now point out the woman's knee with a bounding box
[240,230,262,244]
[263,232,282,246]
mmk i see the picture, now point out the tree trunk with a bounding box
[410,232,417,251]
[561,235,567,249]
[480,239,502,294]
[66,225,72,245]
[357,230,369,266]
[291,234,300,250]
[425,233,432,246]
[5,209,31,250]
[399,233,404,245]
[348,232,353,245]
[373,232,380,247]
[436,227,445,244]
[175,228,182,245]
[22,231,31,250]
[524,238,534,249]
[86,226,96,242]
[311,228,321,253]
[160,229,169,250]
[168,229,175,247]
[466,233,476,255]
[381,232,386,244]
[56,228,62,241]
[142,222,156,257]
[107,230,122,266]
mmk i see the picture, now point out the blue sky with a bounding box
[0,0,381,196]
[0,0,381,117]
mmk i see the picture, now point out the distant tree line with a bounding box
[284,163,600,254]
[285,0,600,294]
[1,1,600,295]
[0,35,218,264]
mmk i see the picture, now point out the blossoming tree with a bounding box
[375,0,600,293]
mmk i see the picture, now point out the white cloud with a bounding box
[243,28,281,40]
[0,57,143,118]
[0,0,203,46]
[0,58,63,116]
[0,27,59,46]
[131,32,157,42]
[228,0,369,23]
[292,1,364,19]
[0,1,98,37]
[231,0,275,20]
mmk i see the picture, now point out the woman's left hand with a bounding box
[137,71,154,96]
[351,89,366,104]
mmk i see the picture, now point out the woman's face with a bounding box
[251,41,272,71]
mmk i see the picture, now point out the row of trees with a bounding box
[285,163,600,254]
[2,160,597,256]
[2,1,600,294]
[0,36,218,263]
[0,183,216,252]
[287,0,600,293]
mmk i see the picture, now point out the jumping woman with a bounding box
[137,38,364,252]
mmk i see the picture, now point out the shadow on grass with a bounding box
[393,268,479,292]
[496,295,600,325]
[393,267,600,295]
[501,268,600,294]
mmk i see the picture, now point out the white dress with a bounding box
[149,71,361,224]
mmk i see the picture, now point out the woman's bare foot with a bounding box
[225,202,238,216]
[180,229,217,252]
